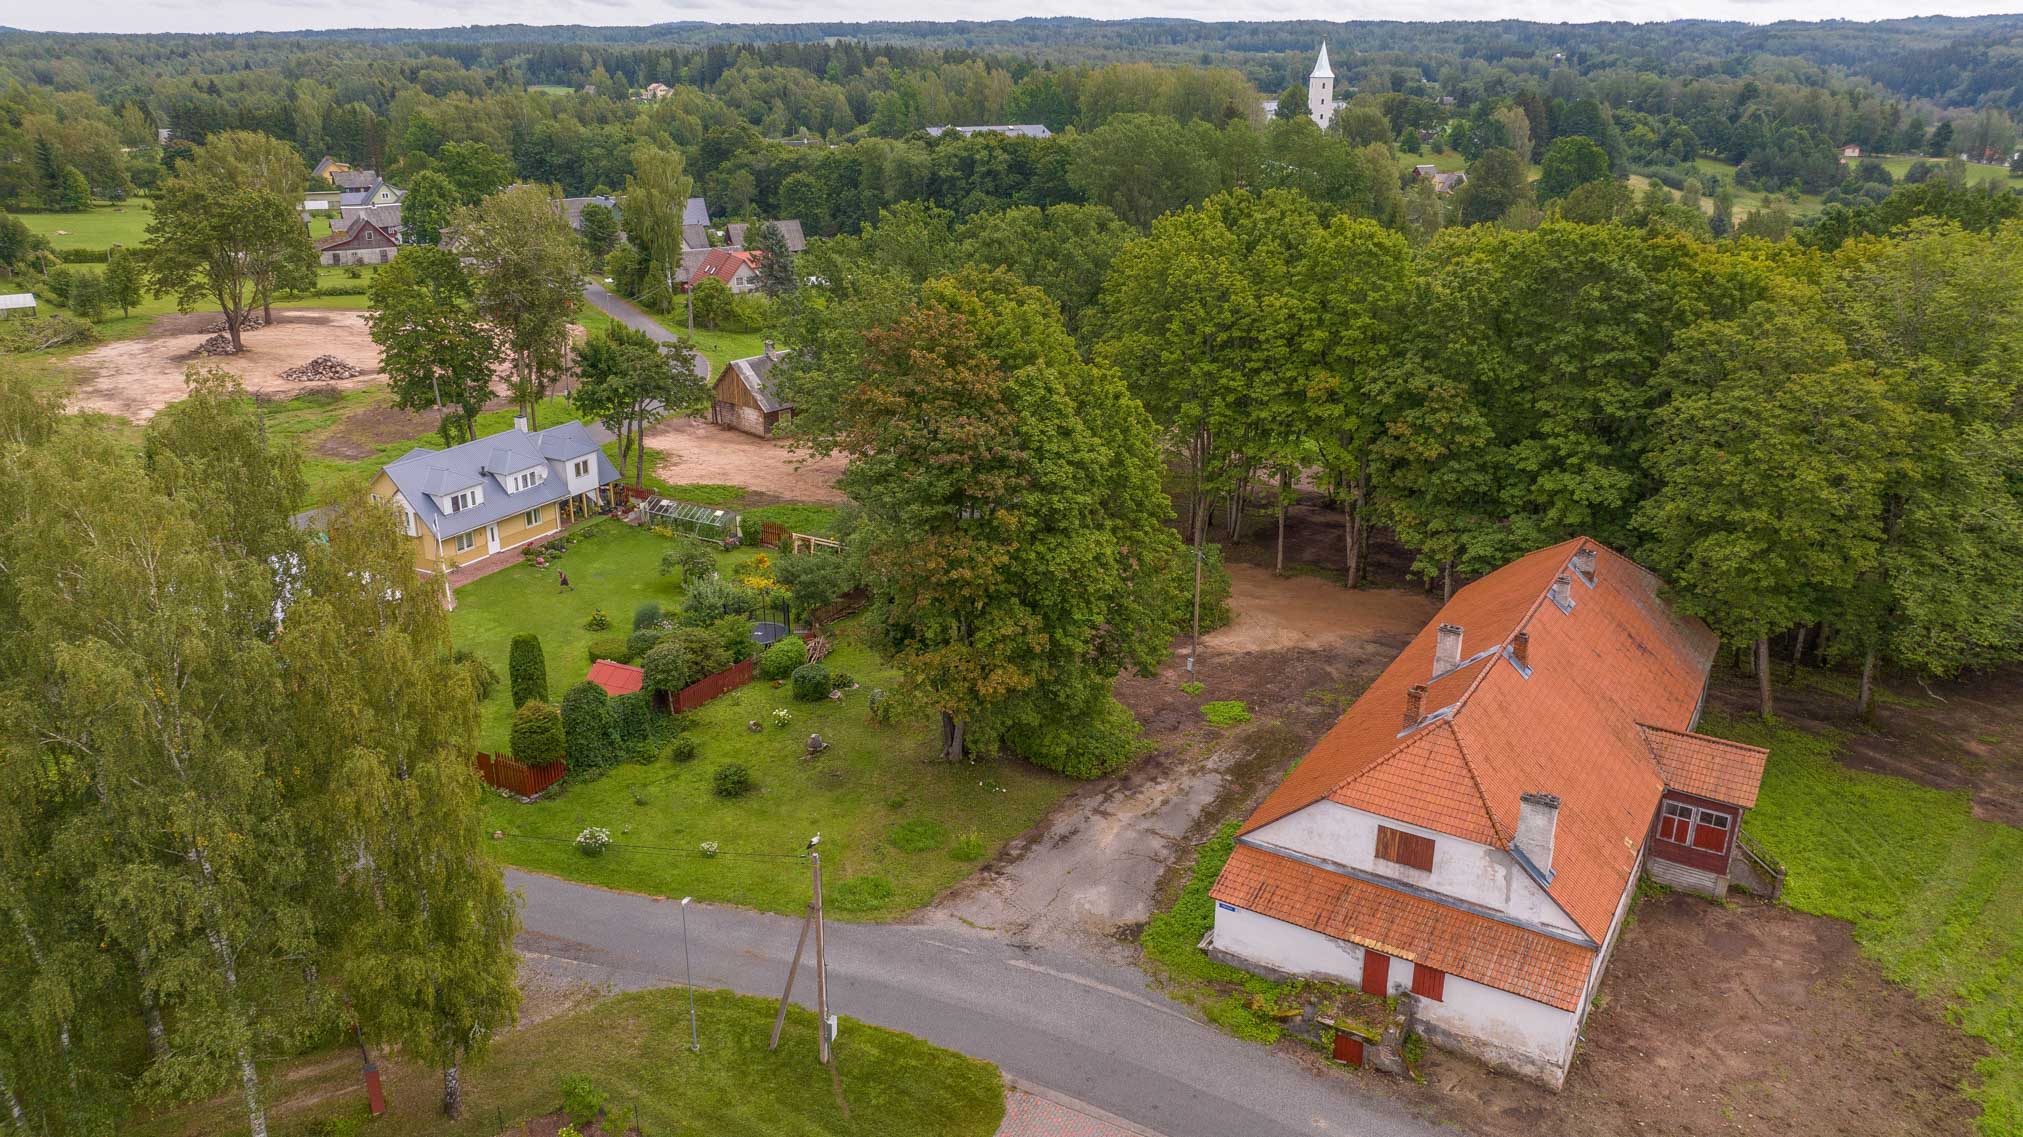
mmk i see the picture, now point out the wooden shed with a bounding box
[712,344,793,438]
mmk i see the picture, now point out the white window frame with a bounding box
[448,490,475,513]
[573,458,590,478]
[452,531,476,552]
[524,507,542,527]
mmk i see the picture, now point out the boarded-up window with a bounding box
[1411,964,1446,1002]
[1691,809,1732,854]
[1375,825,1435,872]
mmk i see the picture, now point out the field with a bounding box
[15,200,155,248]
[133,987,1005,1137]
[450,520,1070,920]
[648,317,770,372]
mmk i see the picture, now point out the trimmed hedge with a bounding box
[508,633,548,708]
[790,661,831,702]
[1008,691,1143,780]
[757,635,808,680]
[559,681,615,772]
[585,636,632,665]
[509,700,566,765]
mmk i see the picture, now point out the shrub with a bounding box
[758,635,808,680]
[664,734,699,763]
[508,633,548,708]
[659,545,714,582]
[712,762,752,798]
[1009,692,1144,779]
[559,681,615,771]
[626,627,665,660]
[632,601,662,630]
[790,662,831,702]
[828,671,854,690]
[319,1118,365,1137]
[559,1073,603,1124]
[1201,700,1251,727]
[607,693,651,745]
[887,819,949,853]
[1179,680,1204,697]
[583,608,610,631]
[826,875,895,911]
[510,700,566,764]
[680,576,759,626]
[711,615,757,663]
[949,831,987,861]
[453,649,500,702]
[574,827,611,856]
[0,313,96,353]
[585,636,632,665]
[1170,543,1233,634]
[643,626,734,694]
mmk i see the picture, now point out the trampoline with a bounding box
[751,621,792,646]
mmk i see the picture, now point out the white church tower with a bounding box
[1308,42,1335,129]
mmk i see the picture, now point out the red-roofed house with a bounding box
[586,659,645,697]
[689,248,763,295]
[1207,538,1770,1087]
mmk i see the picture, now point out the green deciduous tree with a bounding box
[102,245,142,316]
[1537,136,1611,200]
[143,178,311,352]
[577,201,619,258]
[454,185,582,428]
[572,324,706,487]
[619,144,694,313]
[434,141,514,205]
[1455,147,1533,226]
[366,246,500,444]
[400,168,457,246]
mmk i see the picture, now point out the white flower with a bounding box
[699,841,720,858]
[575,826,612,855]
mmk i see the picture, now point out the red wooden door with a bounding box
[1332,1031,1364,1066]
[1361,950,1390,996]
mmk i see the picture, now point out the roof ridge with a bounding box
[1436,541,1574,721]
[1443,717,1509,846]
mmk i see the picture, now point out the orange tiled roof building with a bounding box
[1207,538,1770,1087]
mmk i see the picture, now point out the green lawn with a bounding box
[135,988,1004,1137]
[1712,714,2023,1136]
[15,200,155,248]
[648,317,770,372]
[1873,155,2015,188]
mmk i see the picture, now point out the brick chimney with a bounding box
[1515,792,1560,876]
[763,339,778,359]
[1572,547,1597,583]
[1402,683,1428,730]
[1548,574,1574,612]
[1511,631,1530,668]
[1433,623,1464,676]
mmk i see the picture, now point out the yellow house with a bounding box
[370,418,622,574]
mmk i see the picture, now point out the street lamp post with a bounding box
[680,897,699,1052]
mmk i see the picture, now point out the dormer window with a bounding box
[573,458,590,478]
[508,470,543,493]
[448,490,476,513]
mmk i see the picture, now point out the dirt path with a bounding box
[924,573,1436,960]
[642,417,848,504]
[1409,891,1986,1137]
[69,309,383,422]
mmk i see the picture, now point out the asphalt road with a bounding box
[511,868,1444,1137]
[580,281,710,378]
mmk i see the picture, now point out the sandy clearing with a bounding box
[642,416,849,504]
[1205,564,1440,653]
[69,309,383,423]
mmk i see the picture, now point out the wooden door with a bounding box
[1331,1031,1364,1066]
[1361,950,1390,996]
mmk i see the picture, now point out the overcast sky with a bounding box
[13,0,2023,37]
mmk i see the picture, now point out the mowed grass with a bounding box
[15,200,155,248]
[648,318,770,372]
[133,988,1004,1137]
[1710,713,2023,1135]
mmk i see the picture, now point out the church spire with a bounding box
[1311,42,1333,80]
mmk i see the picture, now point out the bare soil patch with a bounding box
[71,309,382,422]
[642,417,847,504]
[1709,664,2023,827]
[1410,891,1986,1137]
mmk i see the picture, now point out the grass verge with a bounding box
[134,987,1004,1137]
[1140,822,1305,1043]
[1710,713,2021,1136]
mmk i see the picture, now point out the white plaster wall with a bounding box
[1248,801,1586,939]
[559,456,600,497]
[1213,902,1579,1084]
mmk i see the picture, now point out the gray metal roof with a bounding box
[683,196,711,226]
[726,220,806,252]
[721,348,791,413]
[333,203,403,233]
[381,420,619,541]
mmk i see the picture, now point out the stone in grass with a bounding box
[748,719,763,733]
[805,733,829,756]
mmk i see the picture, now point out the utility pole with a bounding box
[767,901,815,1052]
[812,849,830,1065]
[679,897,698,1052]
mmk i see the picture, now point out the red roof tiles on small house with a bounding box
[1640,724,1768,808]
[586,659,644,697]
[691,247,759,287]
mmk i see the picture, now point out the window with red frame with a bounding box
[1691,808,1732,853]
[1659,801,1694,845]
[1658,800,1733,855]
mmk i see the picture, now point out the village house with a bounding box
[1206,538,1772,1088]
[725,220,807,252]
[682,195,712,251]
[315,218,400,266]
[338,177,403,209]
[923,124,1054,139]
[369,419,622,573]
[711,343,792,437]
[690,247,764,294]
[332,202,403,239]
[639,82,673,101]
[1841,144,1863,159]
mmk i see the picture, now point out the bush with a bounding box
[1008,692,1144,779]
[949,831,987,861]
[659,545,714,582]
[574,827,611,856]
[559,681,615,771]
[867,687,900,725]
[681,576,759,626]
[791,662,832,702]
[887,818,949,853]
[632,601,662,630]
[664,734,699,763]
[509,700,566,764]
[711,615,757,663]
[583,608,610,631]
[453,648,499,702]
[626,627,665,660]
[585,636,632,665]
[642,626,735,694]
[508,633,547,708]
[758,635,808,680]
[1201,700,1251,727]
[826,875,895,911]
[0,313,97,353]
[711,762,752,798]
[608,692,651,744]
[559,1073,603,1125]
[828,671,854,690]
[319,1118,365,1137]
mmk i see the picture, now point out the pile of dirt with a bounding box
[194,333,240,356]
[279,355,363,382]
[201,313,266,334]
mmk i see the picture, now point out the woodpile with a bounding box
[201,313,266,334]
[194,333,240,356]
[279,355,363,382]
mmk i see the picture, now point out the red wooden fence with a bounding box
[474,752,568,797]
[759,521,789,549]
[673,657,756,713]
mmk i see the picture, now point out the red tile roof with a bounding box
[586,659,644,697]
[1221,538,1766,1007]
[1640,724,1768,808]
[691,247,758,287]
[1211,844,1595,1011]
